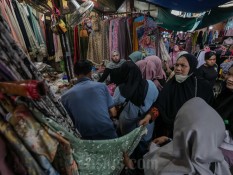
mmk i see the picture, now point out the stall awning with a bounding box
[196,6,233,29]
[143,0,232,12]
[156,8,198,31]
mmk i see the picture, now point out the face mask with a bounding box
[175,74,189,83]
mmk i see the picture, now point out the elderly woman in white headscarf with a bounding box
[144,97,231,175]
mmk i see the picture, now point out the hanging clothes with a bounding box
[87,19,110,64]
[118,17,127,59]
[109,18,120,59]
[27,5,47,61]
[0,0,27,51]
[133,21,144,51]
[79,24,89,60]
[73,25,80,63]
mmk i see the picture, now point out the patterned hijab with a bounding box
[144,97,231,175]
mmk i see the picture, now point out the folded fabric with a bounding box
[0,119,45,175]
[0,80,46,100]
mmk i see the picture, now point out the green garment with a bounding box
[32,109,147,175]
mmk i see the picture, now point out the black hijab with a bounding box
[180,53,198,75]
[214,65,233,136]
[154,54,213,137]
[118,61,148,106]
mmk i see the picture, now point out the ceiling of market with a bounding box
[139,0,233,12]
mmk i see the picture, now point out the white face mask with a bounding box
[175,74,189,83]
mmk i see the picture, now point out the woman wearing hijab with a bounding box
[128,51,144,63]
[113,61,159,156]
[136,55,166,91]
[214,64,233,169]
[141,54,214,138]
[196,51,218,87]
[168,45,180,69]
[98,50,125,85]
[144,97,231,175]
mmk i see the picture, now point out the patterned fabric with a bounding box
[0,15,80,137]
[0,119,45,175]
[133,22,144,51]
[0,135,15,175]
[109,18,120,59]
[27,5,47,60]
[32,109,79,175]
[10,105,59,162]
[16,2,40,59]
[31,109,146,175]
[87,20,110,64]
[0,0,27,51]
[9,105,60,175]
[159,38,171,62]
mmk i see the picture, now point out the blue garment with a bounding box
[61,77,117,140]
[113,80,159,142]
[164,40,170,52]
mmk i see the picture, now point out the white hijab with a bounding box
[144,97,231,175]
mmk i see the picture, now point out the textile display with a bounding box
[87,19,110,64]
[0,14,79,137]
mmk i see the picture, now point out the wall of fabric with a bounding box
[85,15,157,64]
[0,13,148,175]
[87,16,133,64]
[0,0,68,74]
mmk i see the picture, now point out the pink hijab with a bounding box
[136,55,166,90]
[144,55,166,80]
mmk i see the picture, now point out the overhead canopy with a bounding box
[143,0,232,12]
[196,6,233,29]
[156,8,197,31]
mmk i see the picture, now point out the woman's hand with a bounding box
[153,136,169,145]
[139,114,151,126]
[123,152,134,169]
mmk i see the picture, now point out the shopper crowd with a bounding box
[61,38,233,174]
